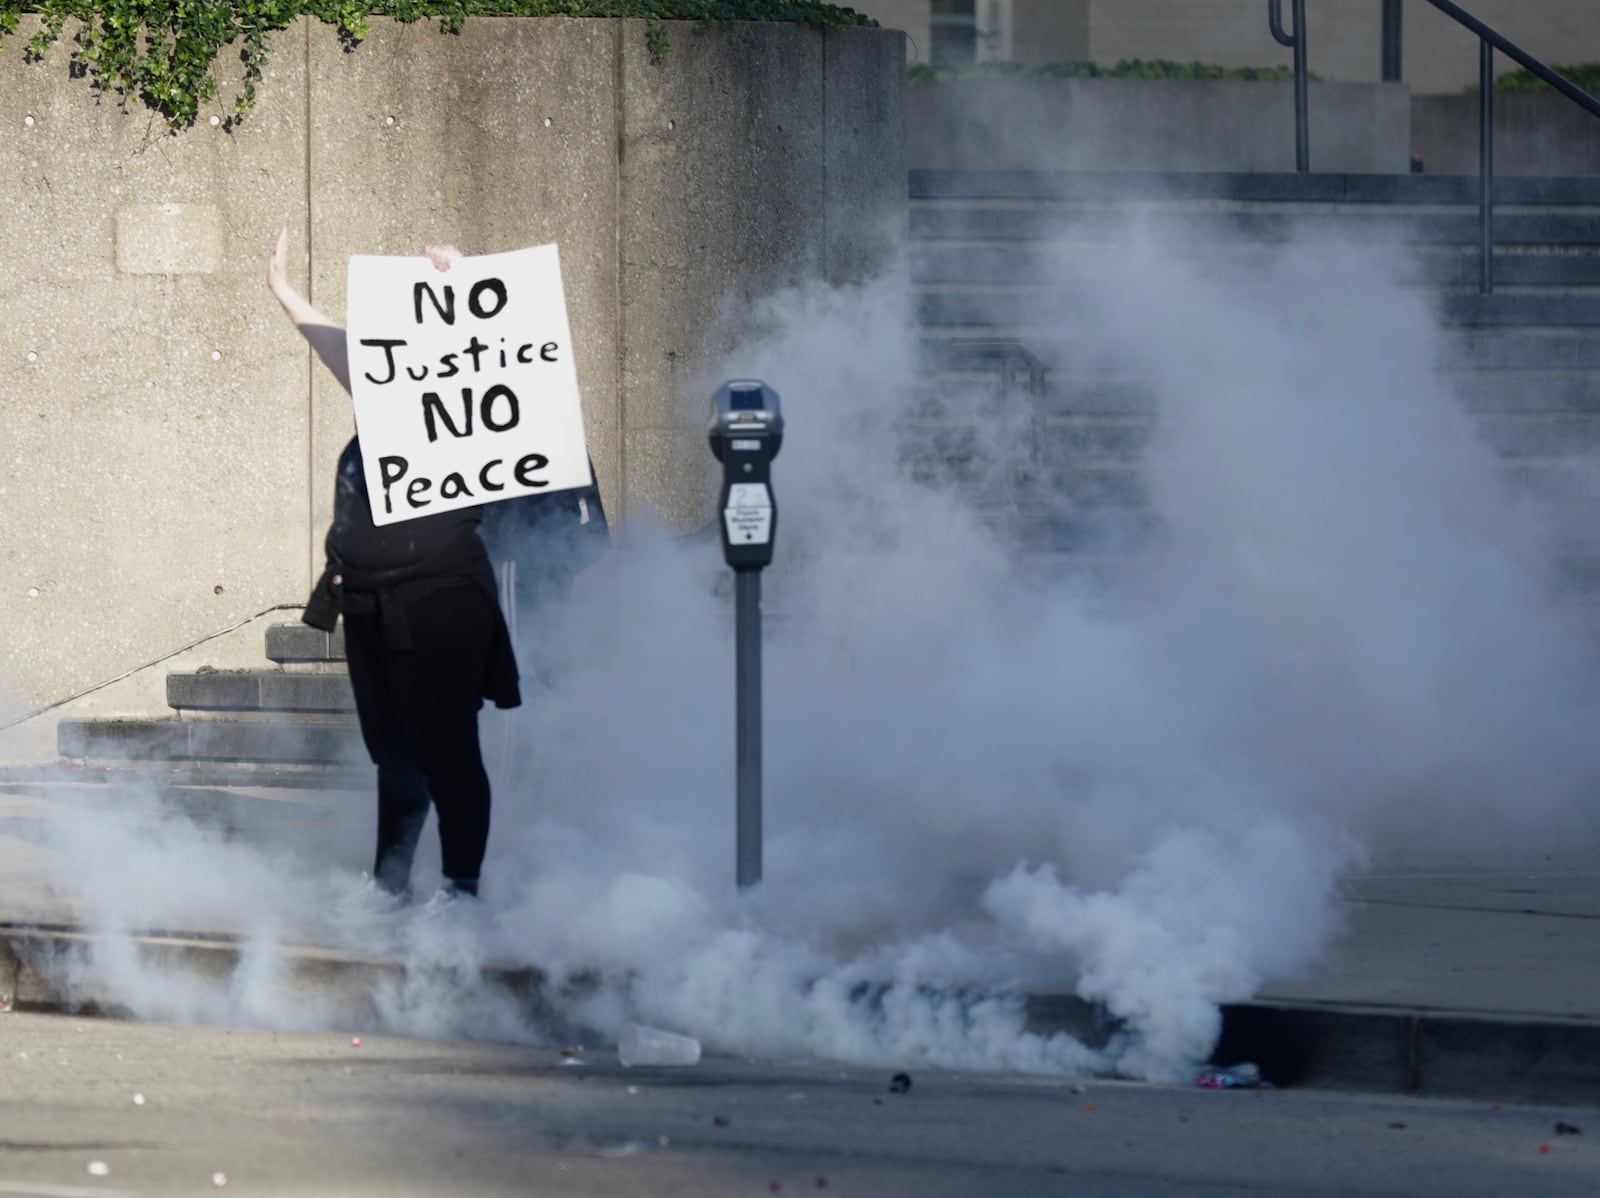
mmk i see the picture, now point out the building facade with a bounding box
[853,0,1600,94]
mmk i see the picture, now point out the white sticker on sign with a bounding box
[724,482,773,545]
[346,244,593,525]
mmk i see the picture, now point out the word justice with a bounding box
[357,335,560,385]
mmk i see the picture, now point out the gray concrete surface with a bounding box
[0,1010,1596,1197]
[1414,92,1600,176]
[1,779,1599,1106]
[905,79,1411,173]
[0,15,905,737]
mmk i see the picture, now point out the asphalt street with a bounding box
[0,1011,1594,1197]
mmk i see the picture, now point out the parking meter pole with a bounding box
[735,568,763,889]
[708,379,783,893]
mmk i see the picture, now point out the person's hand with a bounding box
[424,244,462,271]
[267,219,290,295]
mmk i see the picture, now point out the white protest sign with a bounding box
[346,244,592,526]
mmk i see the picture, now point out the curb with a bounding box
[4,924,1596,1107]
[1210,999,1600,1107]
[0,924,554,1036]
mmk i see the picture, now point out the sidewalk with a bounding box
[2,777,1598,1106]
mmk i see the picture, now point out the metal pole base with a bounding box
[735,569,763,889]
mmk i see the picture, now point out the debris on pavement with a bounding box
[132,1093,145,1106]
[888,1072,912,1094]
[1388,1122,1407,1130]
[713,1114,731,1127]
[211,1172,228,1188]
[0,992,12,1013]
[1196,1063,1271,1090]
[351,1038,362,1048]
[87,1161,109,1177]
[617,1023,701,1068]
[1555,1122,1583,1136]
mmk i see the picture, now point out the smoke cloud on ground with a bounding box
[32,220,1600,1081]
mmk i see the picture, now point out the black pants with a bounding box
[342,582,495,896]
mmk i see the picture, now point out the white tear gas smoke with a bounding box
[33,221,1600,1080]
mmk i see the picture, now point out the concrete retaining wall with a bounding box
[906,78,1410,173]
[1413,92,1600,176]
[0,16,905,737]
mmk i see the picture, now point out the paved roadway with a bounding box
[0,1011,1593,1198]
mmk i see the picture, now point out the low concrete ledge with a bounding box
[906,79,1410,173]
[6,926,1598,1105]
[0,925,564,1042]
[1211,1000,1600,1107]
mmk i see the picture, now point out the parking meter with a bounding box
[707,379,783,890]
[708,380,783,572]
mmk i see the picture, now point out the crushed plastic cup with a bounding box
[1196,1062,1268,1089]
[618,1022,701,1068]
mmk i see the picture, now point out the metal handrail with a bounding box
[1423,0,1600,293]
[1267,0,1309,173]
[1425,0,1600,118]
[1271,0,1600,294]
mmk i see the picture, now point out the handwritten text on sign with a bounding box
[346,244,592,526]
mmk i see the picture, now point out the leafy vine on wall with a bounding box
[0,0,874,131]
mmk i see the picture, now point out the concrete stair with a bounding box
[53,623,367,786]
[907,168,1600,579]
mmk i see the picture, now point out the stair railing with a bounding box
[1273,0,1600,294]
[1426,0,1600,293]
[1267,0,1309,173]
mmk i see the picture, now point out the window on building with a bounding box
[930,0,977,67]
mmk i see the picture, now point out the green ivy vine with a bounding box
[1471,62,1600,94]
[0,0,874,131]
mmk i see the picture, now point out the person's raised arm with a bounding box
[267,220,352,395]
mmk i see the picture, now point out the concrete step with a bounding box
[913,243,1600,291]
[0,761,370,791]
[918,371,1600,419]
[916,289,1600,330]
[909,206,1600,247]
[57,718,363,767]
[166,671,355,715]
[908,169,1600,206]
[916,329,1600,376]
[265,623,346,666]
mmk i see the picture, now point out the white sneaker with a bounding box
[416,884,484,921]
[334,873,411,923]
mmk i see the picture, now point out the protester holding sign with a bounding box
[267,221,522,921]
